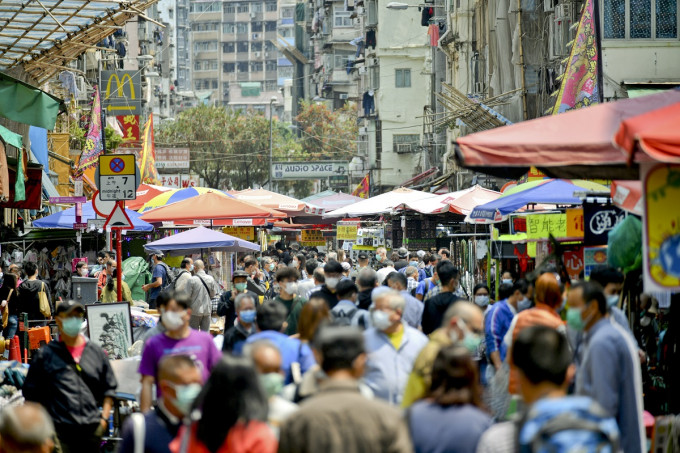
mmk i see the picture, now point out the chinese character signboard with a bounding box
[223,227,255,241]
[117,115,140,147]
[526,213,568,240]
[337,224,358,241]
[583,203,626,246]
[564,245,584,280]
[566,208,585,238]
[642,163,680,292]
[159,174,201,189]
[156,148,190,169]
[301,229,326,246]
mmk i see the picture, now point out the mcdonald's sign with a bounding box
[101,71,142,115]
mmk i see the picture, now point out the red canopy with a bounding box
[126,184,173,211]
[611,180,642,216]
[140,191,285,225]
[614,101,680,163]
[446,186,501,215]
[455,90,680,180]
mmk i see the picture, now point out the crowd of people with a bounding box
[0,241,673,453]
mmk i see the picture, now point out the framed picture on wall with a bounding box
[86,302,134,360]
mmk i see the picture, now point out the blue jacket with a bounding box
[486,299,515,362]
[400,290,424,329]
[245,330,316,384]
[363,323,428,405]
[399,266,427,282]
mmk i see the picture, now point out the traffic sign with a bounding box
[96,155,140,201]
[92,191,116,217]
[73,223,88,229]
[100,155,135,176]
[50,196,86,204]
[99,175,136,201]
[103,203,134,230]
[88,218,106,229]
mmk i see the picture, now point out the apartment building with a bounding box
[189,0,288,114]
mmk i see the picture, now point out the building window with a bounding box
[223,62,235,72]
[280,27,292,37]
[252,3,263,12]
[395,69,411,88]
[222,82,230,93]
[604,0,678,38]
[223,23,235,33]
[253,105,266,114]
[334,52,354,70]
[223,42,235,53]
[265,80,278,91]
[237,42,249,52]
[194,81,202,90]
[251,62,263,72]
[265,2,277,12]
[252,21,263,32]
[266,60,277,71]
[252,42,263,51]
[265,21,277,31]
[237,62,249,73]
[212,80,218,89]
[236,22,248,33]
[224,3,235,13]
[281,7,294,18]
[191,2,220,13]
[393,134,420,153]
[193,41,218,52]
[265,41,276,52]
[334,10,353,27]
[194,61,201,70]
[237,3,249,13]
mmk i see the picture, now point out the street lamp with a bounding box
[269,96,277,190]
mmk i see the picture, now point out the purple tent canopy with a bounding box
[143,226,260,255]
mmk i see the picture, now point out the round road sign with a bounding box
[110,157,125,173]
[92,191,116,217]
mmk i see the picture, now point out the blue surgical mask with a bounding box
[409,261,418,267]
[61,317,83,337]
[168,382,202,415]
[474,295,490,307]
[502,279,513,285]
[606,294,619,308]
[240,309,256,323]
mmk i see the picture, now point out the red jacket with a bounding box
[170,421,277,453]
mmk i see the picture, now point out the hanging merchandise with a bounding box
[421,7,434,26]
[362,90,375,116]
[427,24,440,46]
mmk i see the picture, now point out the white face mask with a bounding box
[161,308,186,331]
[371,310,392,331]
[284,282,298,295]
[474,295,490,307]
[325,277,339,290]
[79,269,89,276]
[190,264,194,272]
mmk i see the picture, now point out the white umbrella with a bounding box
[323,187,437,218]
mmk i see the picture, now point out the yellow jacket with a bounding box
[401,327,452,407]
[100,280,133,304]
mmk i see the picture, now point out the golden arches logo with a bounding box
[105,73,135,100]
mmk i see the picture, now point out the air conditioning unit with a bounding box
[544,0,556,11]
[395,144,412,154]
[339,93,348,99]
[358,66,368,74]
[554,3,572,19]
[255,51,261,57]
[265,52,270,57]
[359,126,368,135]
[549,12,572,58]
[250,12,256,18]
[252,33,259,39]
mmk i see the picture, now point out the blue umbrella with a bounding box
[468,179,586,223]
[33,202,153,231]
[144,226,260,255]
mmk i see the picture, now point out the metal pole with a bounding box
[269,100,274,190]
[116,226,123,302]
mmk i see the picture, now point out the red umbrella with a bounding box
[140,191,286,226]
[455,90,680,180]
[611,180,642,216]
[126,184,173,211]
[614,101,680,163]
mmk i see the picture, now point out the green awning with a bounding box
[240,82,261,97]
[627,88,670,98]
[0,124,22,149]
[0,72,66,130]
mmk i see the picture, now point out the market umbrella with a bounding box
[304,192,364,211]
[302,190,337,203]
[33,202,153,231]
[144,226,260,255]
[455,90,680,180]
[467,179,607,223]
[234,188,309,216]
[139,187,233,212]
[126,184,173,211]
[140,191,286,226]
[614,101,680,163]
[398,188,474,214]
[324,187,437,218]
[446,186,502,215]
[612,180,643,216]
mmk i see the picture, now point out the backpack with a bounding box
[331,304,359,327]
[516,396,620,453]
[158,263,177,291]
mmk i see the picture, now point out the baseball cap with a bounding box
[416,250,426,259]
[232,270,249,281]
[358,252,368,260]
[150,250,164,258]
[398,247,409,258]
[55,299,85,316]
[341,262,351,272]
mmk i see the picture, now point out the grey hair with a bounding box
[194,259,205,270]
[0,402,55,449]
[327,252,338,261]
[443,300,480,327]
[404,266,418,277]
[357,268,377,289]
[243,339,281,361]
[373,288,406,312]
[234,292,256,311]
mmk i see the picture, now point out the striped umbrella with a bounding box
[139,187,233,212]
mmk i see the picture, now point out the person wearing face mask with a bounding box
[74,261,89,278]
[363,290,428,405]
[119,355,202,453]
[500,270,514,286]
[309,260,343,310]
[403,302,484,407]
[23,300,118,453]
[589,266,632,336]
[399,252,426,281]
[422,261,462,335]
[407,345,492,453]
[297,260,319,299]
[472,283,492,312]
[217,270,259,329]
[486,279,529,373]
[139,292,221,413]
[174,257,194,293]
[568,281,645,453]
[274,267,308,335]
[373,247,388,269]
[222,293,257,354]
[385,272,423,329]
[247,341,299,439]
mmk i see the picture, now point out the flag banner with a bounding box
[75,88,103,177]
[139,114,160,184]
[352,173,370,198]
[117,115,140,147]
[551,0,600,114]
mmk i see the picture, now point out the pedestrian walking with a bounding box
[309,260,343,309]
[143,252,169,309]
[222,292,257,354]
[422,261,461,335]
[187,260,218,331]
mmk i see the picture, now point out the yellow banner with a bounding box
[223,226,255,241]
[526,213,568,240]
[337,225,358,241]
[301,229,325,246]
[566,208,585,238]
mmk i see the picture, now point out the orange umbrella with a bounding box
[235,188,308,215]
[126,184,173,211]
[140,191,286,226]
[614,102,680,163]
[445,186,501,215]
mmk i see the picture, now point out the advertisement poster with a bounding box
[583,202,626,246]
[642,163,680,292]
[584,246,608,280]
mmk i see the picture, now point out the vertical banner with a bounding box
[75,88,104,177]
[117,115,140,147]
[551,0,601,114]
[139,114,160,184]
[642,163,680,292]
[352,173,370,199]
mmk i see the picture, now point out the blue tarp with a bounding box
[469,180,583,221]
[33,201,153,231]
[29,126,48,168]
[144,226,260,255]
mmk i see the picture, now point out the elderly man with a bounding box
[374,247,388,268]
[186,259,219,332]
[356,268,378,310]
[402,302,484,407]
[174,257,194,293]
[222,293,257,354]
[0,403,55,453]
[278,327,412,453]
[385,272,423,329]
[363,290,428,405]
